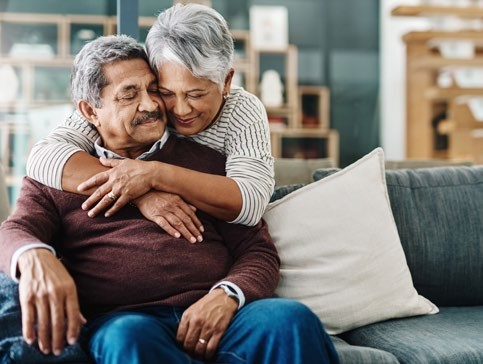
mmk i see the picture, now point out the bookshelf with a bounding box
[392,4,483,162]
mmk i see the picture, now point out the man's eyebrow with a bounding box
[118,84,138,93]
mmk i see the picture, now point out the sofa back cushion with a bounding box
[385,166,483,306]
[313,165,483,306]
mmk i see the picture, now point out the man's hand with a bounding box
[135,191,204,243]
[77,158,156,217]
[17,249,86,356]
[177,288,238,361]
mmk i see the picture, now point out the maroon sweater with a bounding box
[0,136,280,318]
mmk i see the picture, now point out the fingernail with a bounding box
[190,236,196,243]
[68,336,77,345]
[174,232,181,238]
[88,211,94,218]
[197,236,203,242]
[54,349,61,356]
[82,204,87,210]
[199,226,205,232]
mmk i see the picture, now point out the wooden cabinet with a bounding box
[392,5,483,163]
[252,45,338,164]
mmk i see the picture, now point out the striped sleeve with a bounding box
[26,111,98,190]
[225,93,275,226]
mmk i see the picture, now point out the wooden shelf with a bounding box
[409,56,483,70]
[270,129,339,164]
[403,30,483,43]
[391,5,483,18]
[394,4,483,163]
[425,86,483,100]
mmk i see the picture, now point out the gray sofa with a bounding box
[1,164,482,363]
[272,163,483,364]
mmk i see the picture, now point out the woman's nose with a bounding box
[172,97,192,116]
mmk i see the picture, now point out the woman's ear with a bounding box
[78,100,100,127]
[223,68,235,94]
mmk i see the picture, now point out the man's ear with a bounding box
[78,100,100,127]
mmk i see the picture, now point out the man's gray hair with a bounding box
[146,3,234,90]
[71,34,149,108]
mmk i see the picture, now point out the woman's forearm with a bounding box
[150,163,242,222]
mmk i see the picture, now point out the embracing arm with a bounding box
[26,111,99,191]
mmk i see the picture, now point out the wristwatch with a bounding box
[218,284,239,303]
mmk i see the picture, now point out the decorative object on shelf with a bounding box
[433,39,475,58]
[173,0,211,7]
[0,65,19,102]
[260,69,284,107]
[249,5,288,50]
[467,96,483,121]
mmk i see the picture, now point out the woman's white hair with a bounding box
[146,3,234,90]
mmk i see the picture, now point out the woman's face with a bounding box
[157,62,232,136]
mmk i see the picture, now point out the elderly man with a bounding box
[0,35,339,364]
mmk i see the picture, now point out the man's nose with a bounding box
[139,91,158,112]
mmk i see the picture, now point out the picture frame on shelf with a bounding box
[249,5,288,51]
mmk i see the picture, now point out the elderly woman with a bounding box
[26,3,273,243]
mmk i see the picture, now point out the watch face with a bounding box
[220,284,239,301]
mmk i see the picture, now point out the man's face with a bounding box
[91,58,166,157]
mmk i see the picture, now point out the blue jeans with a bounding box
[83,298,339,364]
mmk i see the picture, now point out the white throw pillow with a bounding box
[264,148,438,335]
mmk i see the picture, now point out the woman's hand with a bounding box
[135,191,204,243]
[78,158,156,217]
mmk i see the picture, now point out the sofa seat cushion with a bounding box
[341,306,483,364]
[331,336,399,364]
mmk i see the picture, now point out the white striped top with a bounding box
[26,86,275,226]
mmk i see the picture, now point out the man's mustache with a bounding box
[132,111,164,126]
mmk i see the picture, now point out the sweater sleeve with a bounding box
[0,178,60,276]
[214,219,280,303]
[225,94,275,226]
[26,111,99,190]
